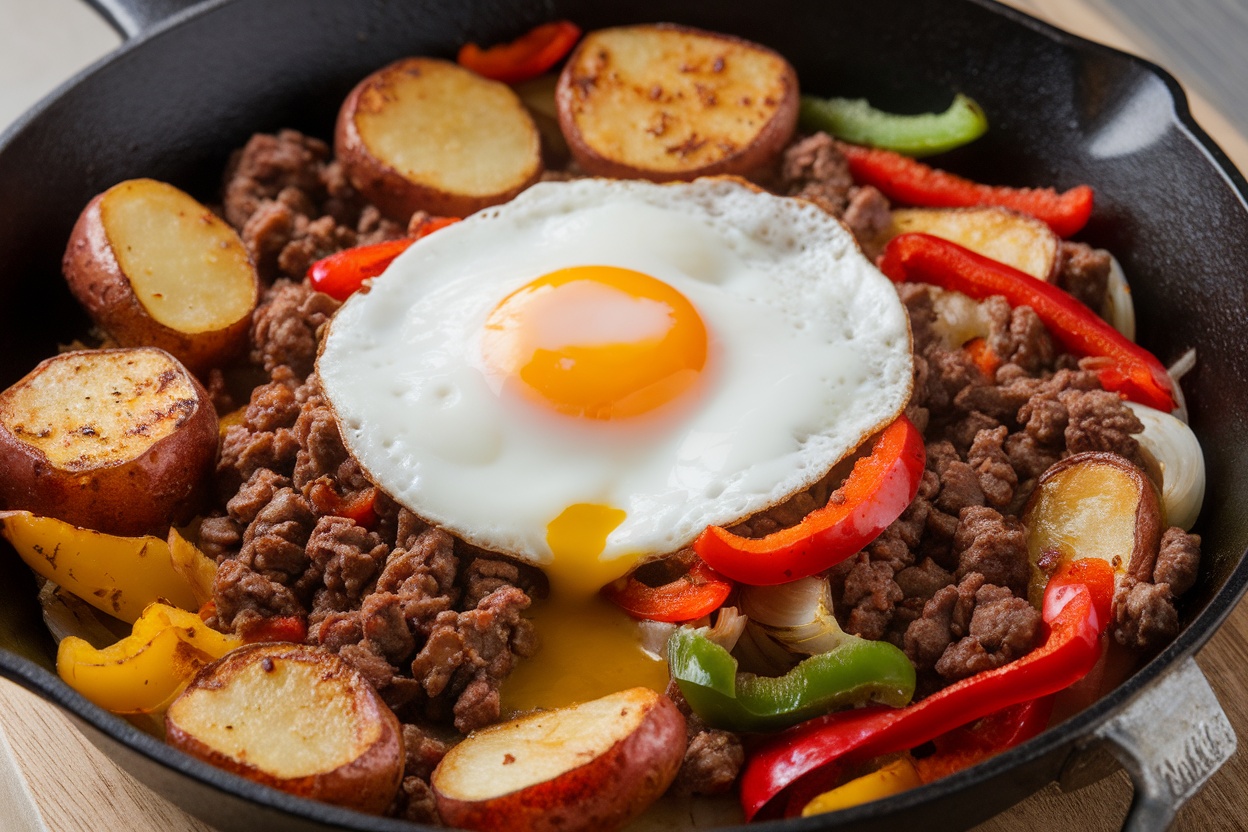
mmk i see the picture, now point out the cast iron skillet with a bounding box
[1,0,1246,830]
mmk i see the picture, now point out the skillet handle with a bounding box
[80,0,208,40]
[1094,656,1236,831]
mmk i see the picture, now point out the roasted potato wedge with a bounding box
[336,57,542,221]
[0,348,218,536]
[166,643,404,815]
[887,207,1059,281]
[63,178,259,375]
[432,687,685,832]
[1024,452,1162,607]
[556,25,799,181]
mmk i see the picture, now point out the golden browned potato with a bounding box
[0,347,217,536]
[886,207,1059,282]
[1023,451,1162,606]
[165,643,404,815]
[555,25,799,181]
[336,57,543,221]
[63,178,259,375]
[432,687,685,832]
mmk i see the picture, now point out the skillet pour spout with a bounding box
[1,0,1247,830]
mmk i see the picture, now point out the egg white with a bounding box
[318,177,912,569]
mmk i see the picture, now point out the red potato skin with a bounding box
[0,349,218,537]
[335,58,542,222]
[433,695,686,832]
[62,194,254,377]
[165,644,405,816]
[555,24,800,182]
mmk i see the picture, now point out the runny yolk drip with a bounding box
[481,265,708,420]
[499,504,670,714]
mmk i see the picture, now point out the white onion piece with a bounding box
[929,287,993,349]
[1101,255,1136,342]
[1167,347,1196,424]
[1127,401,1205,530]
[638,619,678,659]
[698,606,746,652]
[734,578,852,676]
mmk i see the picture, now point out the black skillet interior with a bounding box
[1,0,1247,830]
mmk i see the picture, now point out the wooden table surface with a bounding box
[2,1,1247,831]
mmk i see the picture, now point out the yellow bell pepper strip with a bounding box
[879,233,1178,412]
[799,94,988,157]
[166,528,217,608]
[667,626,916,733]
[0,511,198,622]
[838,141,1094,237]
[57,603,241,714]
[800,757,922,817]
[693,416,925,586]
[740,558,1113,819]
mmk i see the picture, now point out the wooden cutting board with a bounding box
[2,2,1246,830]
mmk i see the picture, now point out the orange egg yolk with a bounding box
[499,504,669,714]
[481,266,708,420]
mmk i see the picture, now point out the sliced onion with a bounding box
[929,287,993,348]
[735,578,852,675]
[698,606,746,653]
[1101,255,1136,342]
[1127,401,1205,530]
[38,582,123,649]
[638,619,678,660]
[1167,348,1196,424]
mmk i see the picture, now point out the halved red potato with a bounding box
[432,687,686,832]
[336,57,543,221]
[166,643,404,815]
[63,178,259,375]
[556,25,799,181]
[1023,452,1163,607]
[887,207,1059,281]
[0,348,218,536]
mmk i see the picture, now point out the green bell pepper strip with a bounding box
[798,93,988,157]
[667,627,916,733]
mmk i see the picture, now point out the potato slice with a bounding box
[0,348,218,536]
[166,643,404,815]
[1023,452,1162,607]
[888,207,1059,281]
[433,687,686,832]
[63,179,259,374]
[336,57,542,221]
[556,25,799,181]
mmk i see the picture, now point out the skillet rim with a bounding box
[1,0,1246,829]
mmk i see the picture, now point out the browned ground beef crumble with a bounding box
[201,128,1200,816]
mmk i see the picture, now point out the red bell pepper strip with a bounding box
[601,559,733,623]
[963,336,1001,378]
[740,557,1114,820]
[837,142,1094,237]
[913,695,1054,784]
[239,616,309,645]
[457,21,582,86]
[693,416,925,586]
[309,481,380,530]
[307,217,460,301]
[880,233,1177,412]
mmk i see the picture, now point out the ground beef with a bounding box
[675,730,745,796]
[1056,242,1112,312]
[223,129,405,281]
[1114,579,1179,651]
[666,683,743,796]
[1155,527,1201,595]
[249,279,340,380]
[952,506,1029,596]
[778,132,891,253]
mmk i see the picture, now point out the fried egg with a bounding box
[318,177,912,599]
